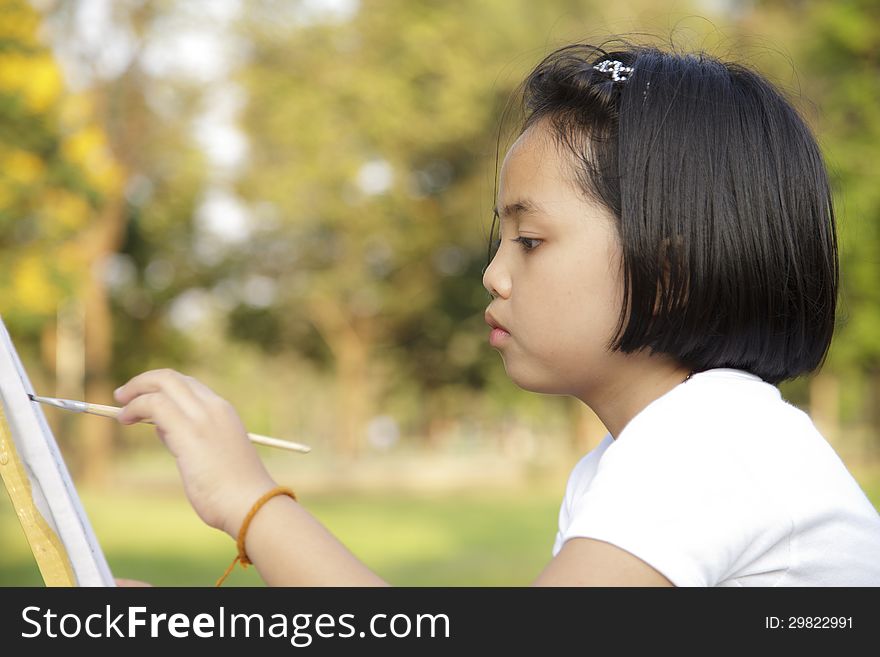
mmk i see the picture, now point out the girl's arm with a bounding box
[532,538,673,587]
[114,368,388,586]
[224,490,389,586]
[115,368,671,587]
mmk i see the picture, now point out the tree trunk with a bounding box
[423,390,454,450]
[51,299,86,474]
[77,195,125,487]
[335,326,370,460]
[81,274,115,487]
[308,297,373,460]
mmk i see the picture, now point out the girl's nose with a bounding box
[482,254,511,300]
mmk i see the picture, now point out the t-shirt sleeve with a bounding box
[558,422,792,586]
[553,457,579,556]
[553,435,615,557]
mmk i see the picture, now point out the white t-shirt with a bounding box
[553,368,880,586]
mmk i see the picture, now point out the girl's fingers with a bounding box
[116,392,191,450]
[115,368,194,404]
[117,392,192,456]
[115,369,208,423]
[182,374,227,407]
[112,368,264,535]
[154,370,233,419]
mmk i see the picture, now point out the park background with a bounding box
[2,0,879,585]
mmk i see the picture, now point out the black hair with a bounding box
[489,38,838,385]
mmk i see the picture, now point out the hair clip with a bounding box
[592,59,634,82]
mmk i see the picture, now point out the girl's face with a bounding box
[483,120,627,398]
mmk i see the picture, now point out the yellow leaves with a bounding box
[61,124,123,195]
[62,125,105,165]
[25,55,63,113]
[0,0,62,112]
[0,241,91,319]
[0,53,63,113]
[0,1,122,196]
[0,2,124,326]
[26,55,63,113]
[0,155,96,236]
[0,0,40,42]
[1,252,62,317]
[40,188,93,233]
[2,149,45,185]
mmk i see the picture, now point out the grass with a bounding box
[0,485,562,587]
[3,459,879,587]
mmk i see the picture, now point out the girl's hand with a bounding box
[114,369,277,537]
[115,578,153,587]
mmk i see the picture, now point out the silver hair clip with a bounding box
[592,59,634,82]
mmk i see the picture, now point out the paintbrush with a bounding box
[28,393,311,454]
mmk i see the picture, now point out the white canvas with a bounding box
[0,314,114,586]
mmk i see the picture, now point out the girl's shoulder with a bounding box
[605,368,863,507]
[568,367,829,496]
[620,367,808,443]
[605,367,828,474]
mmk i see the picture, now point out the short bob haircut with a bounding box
[491,39,838,385]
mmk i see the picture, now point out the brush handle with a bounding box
[83,403,311,454]
[244,432,312,453]
[83,402,129,420]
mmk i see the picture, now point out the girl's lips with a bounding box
[489,327,511,347]
[485,310,510,346]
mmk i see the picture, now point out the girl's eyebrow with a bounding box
[493,199,546,220]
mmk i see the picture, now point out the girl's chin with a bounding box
[502,360,571,395]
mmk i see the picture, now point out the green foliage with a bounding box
[5,0,880,443]
[804,2,880,373]
[229,0,623,428]
[0,0,120,331]
[5,0,880,588]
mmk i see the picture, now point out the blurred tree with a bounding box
[804,0,880,456]
[0,0,120,330]
[0,0,124,483]
[20,0,872,470]
[42,0,216,440]
[233,0,610,456]
[748,0,880,455]
[11,0,255,483]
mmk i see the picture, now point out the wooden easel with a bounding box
[0,315,113,586]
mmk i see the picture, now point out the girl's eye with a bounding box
[511,236,542,252]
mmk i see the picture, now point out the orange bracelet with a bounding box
[216,485,297,587]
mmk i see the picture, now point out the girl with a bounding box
[114,40,880,586]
